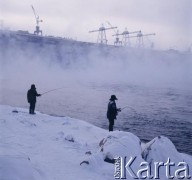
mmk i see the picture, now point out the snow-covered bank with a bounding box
[0,105,191,180]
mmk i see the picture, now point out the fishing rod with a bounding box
[41,87,65,95]
[120,106,131,111]
[121,106,128,111]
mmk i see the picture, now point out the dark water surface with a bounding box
[1,83,192,155]
[88,83,192,155]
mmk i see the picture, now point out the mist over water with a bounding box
[0,39,192,155]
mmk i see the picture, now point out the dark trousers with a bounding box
[108,118,114,132]
[29,102,36,114]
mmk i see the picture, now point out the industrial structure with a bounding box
[128,31,156,48]
[89,24,117,45]
[1,5,156,50]
[89,23,155,48]
[31,5,43,36]
[113,30,122,46]
[112,28,141,47]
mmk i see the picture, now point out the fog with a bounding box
[0,38,191,119]
[1,40,191,91]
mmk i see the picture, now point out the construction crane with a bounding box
[128,31,155,48]
[112,28,141,47]
[89,24,117,45]
[31,5,43,36]
[112,30,122,46]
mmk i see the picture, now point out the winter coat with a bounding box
[27,88,40,103]
[107,100,118,119]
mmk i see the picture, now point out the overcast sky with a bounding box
[0,0,191,50]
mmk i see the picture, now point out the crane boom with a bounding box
[112,30,141,36]
[124,30,141,35]
[31,5,43,35]
[128,33,155,38]
[89,29,100,33]
[89,26,117,33]
[141,33,155,37]
[31,5,38,20]
[104,26,117,31]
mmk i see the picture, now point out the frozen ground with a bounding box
[0,105,191,180]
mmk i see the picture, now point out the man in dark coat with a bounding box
[27,84,41,114]
[107,95,121,131]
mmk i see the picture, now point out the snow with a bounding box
[0,155,44,180]
[0,105,191,180]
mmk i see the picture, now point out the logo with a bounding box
[114,156,191,179]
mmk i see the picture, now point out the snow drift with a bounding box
[0,105,191,180]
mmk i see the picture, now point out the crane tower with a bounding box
[113,30,122,46]
[31,5,43,36]
[113,28,141,47]
[89,24,117,45]
[129,31,155,48]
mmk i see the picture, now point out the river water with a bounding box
[1,82,192,155]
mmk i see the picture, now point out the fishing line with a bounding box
[120,106,139,118]
[121,106,135,112]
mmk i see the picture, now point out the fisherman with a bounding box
[107,95,121,131]
[27,84,41,114]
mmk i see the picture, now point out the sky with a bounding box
[0,0,191,50]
